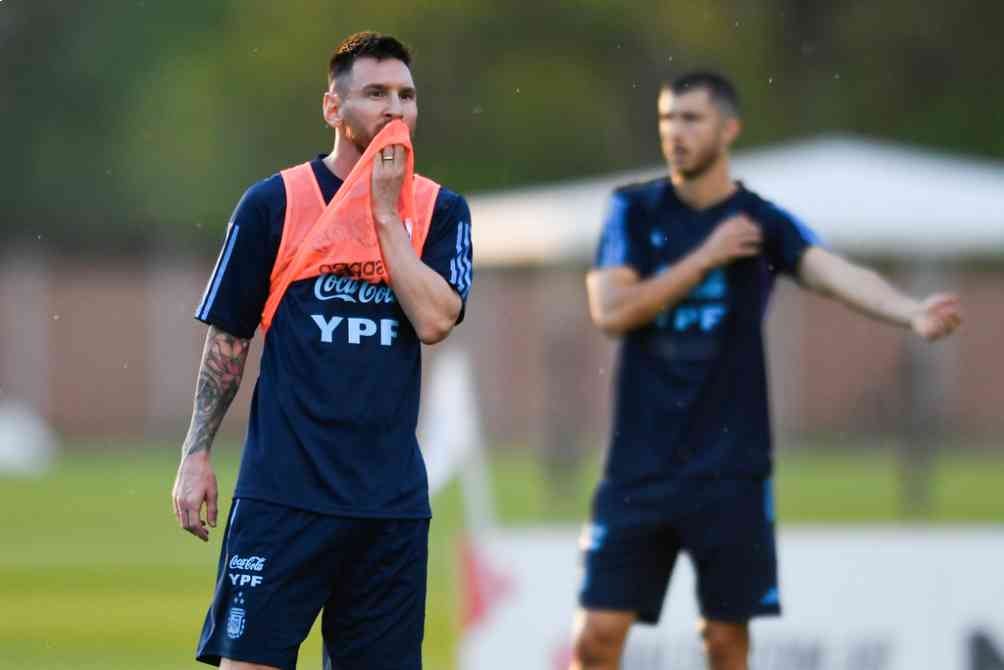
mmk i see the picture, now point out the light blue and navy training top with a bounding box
[592,177,819,519]
[195,157,473,518]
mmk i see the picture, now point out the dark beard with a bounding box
[347,127,373,155]
[342,116,377,154]
[677,145,721,180]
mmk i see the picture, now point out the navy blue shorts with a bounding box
[196,498,429,670]
[579,478,779,624]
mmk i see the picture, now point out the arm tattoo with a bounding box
[182,326,250,457]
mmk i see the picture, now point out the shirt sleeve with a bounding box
[194,176,284,339]
[421,189,473,323]
[594,190,644,271]
[760,201,824,277]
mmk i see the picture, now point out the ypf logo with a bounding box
[311,315,399,347]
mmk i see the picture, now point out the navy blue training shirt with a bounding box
[195,157,473,518]
[593,177,819,519]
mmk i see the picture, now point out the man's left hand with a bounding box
[911,293,963,341]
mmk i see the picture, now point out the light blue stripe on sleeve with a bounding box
[595,193,631,268]
[792,215,824,247]
[460,222,472,297]
[197,223,241,321]
[769,203,825,248]
[764,478,775,523]
[451,221,472,298]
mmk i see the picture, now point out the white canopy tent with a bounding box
[469,135,1004,265]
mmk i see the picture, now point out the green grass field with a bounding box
[1,443,1001,670]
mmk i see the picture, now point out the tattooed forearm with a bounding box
[181,326,250,457]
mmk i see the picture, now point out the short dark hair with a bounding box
[663,71,741,117]
[328,32,412,86]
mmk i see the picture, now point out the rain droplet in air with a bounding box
[768,77,774,85]
[472,105,483,115]
[52,314,60,321]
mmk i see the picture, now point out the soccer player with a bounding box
[571,71,961,670]
[170,32,472,670]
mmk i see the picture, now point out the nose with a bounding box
[385,92,404,119]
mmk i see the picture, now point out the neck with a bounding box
[670,154,736,210]
[322,133,361,181]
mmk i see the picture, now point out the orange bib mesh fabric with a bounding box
[261,120,440,331]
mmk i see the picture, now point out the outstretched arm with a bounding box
[798,246,962,341]
[171,325,250,541]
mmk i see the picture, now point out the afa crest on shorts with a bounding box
[226,607,246,639]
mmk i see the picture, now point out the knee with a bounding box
[571,615,631,669]
[699,620,749,669]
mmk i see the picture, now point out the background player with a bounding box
[571,71,962,670]
[170,32,473,670]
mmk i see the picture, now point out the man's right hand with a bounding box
[696,214,763,269]
[172,451,219,542]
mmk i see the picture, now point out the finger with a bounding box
[383,144,403,163]
[932,309,961,333]
[182,502,209,541]
[930,294,961,312]
[172,485,185,525]
[938,315,960,336]
[935,303,962,319]
[207,488,219,529]
[181,508,196,536]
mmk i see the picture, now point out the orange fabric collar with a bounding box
[260,121,439,332]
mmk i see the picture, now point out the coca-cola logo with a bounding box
[229,555,267,572]
[313,275,396,305]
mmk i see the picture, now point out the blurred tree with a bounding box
[2,0,1002,252]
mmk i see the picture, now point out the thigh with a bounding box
[321,518,430,670]
[578,519,682,625]
[196,499,336,670]
[682,479,780,622]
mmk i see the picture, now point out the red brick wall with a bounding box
[1,256,997,446]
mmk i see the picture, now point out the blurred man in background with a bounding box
[572,71,962,670]
[170,32,472,670]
